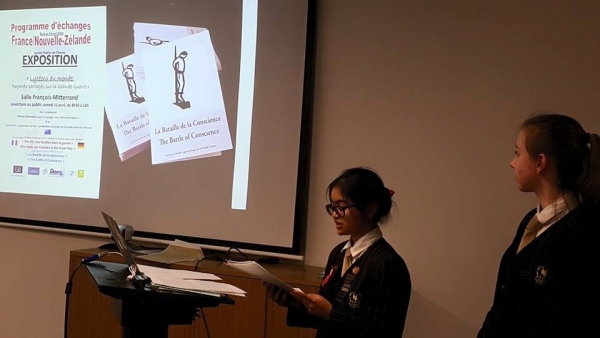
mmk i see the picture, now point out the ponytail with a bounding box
[578,133,600,205]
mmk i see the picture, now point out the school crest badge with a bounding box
[535,266,548,286]
[348,292,361,309]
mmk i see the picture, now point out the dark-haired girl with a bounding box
[267,167,411,338]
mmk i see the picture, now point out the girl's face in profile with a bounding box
[510,130,540,193]
[328,186,372,242]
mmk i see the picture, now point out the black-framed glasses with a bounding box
[325,204,355,217]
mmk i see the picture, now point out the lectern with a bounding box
[85,261,234,338]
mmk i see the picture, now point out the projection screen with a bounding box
[0,0,316,257]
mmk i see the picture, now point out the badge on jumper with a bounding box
[348,292,361,309]
[352,266,360,275]
[535,265,548,286]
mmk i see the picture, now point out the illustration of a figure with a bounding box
[142,36,170,46]
[173,47,190,109]
[121,63,145,103]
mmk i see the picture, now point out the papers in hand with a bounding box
[225,260,294,292]
[138,264,246,297]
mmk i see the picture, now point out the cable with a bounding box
[64,260,84,338]
[200,308,210,338]
[193,247,249,271]
[63,251,121,338]
[193,254,228,271]
[227,247,249,260]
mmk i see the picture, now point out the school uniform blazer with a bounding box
[287,238,411,338]
[478,204,600,338]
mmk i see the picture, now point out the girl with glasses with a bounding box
[478,112,600,338]
[267,167,412,338]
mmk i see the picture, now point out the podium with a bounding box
[85,261,234,338]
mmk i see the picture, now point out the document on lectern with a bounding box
[225,260,297,293]
[149,274,247,297]
[138,264,220,281]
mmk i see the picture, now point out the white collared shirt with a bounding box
[535,193,580,237]
[342,226,383,264]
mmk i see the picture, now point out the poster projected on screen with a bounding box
[0,6,106,199]
[0,0,311,254]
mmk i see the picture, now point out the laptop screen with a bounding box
[101,211,141,275]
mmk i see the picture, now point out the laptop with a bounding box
[101,211,151,286]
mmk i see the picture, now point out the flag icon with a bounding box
[77,142,85,149]
[11,140,18,146]
[44,129,51,135]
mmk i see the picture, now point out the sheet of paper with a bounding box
[225,260,294,292]
[138,264,220,281]
[150,274,246,297]
[136,242,205,264]
[152,284,224,298]
[172,239,204,250]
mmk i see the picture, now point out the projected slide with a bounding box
[0,0,310,252]
[0,6,107,199]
